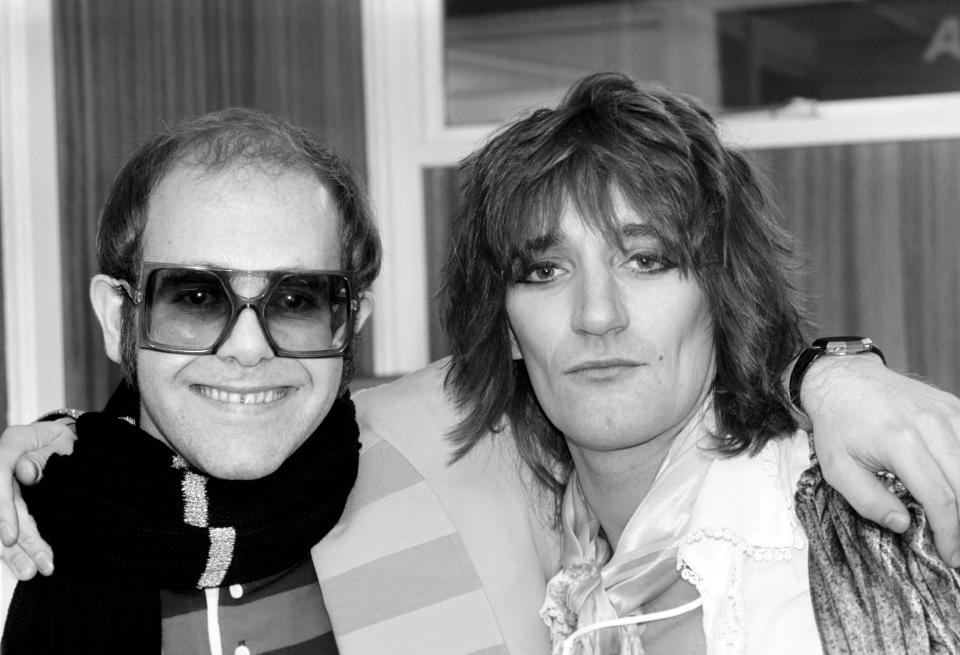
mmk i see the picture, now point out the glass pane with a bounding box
[444,0,960,124]
[444,0,708,124]
[720,1,960,109]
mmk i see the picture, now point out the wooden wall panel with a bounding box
[423,167,460,362]
[756,138,960,394]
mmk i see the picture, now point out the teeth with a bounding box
[195,386,287,405]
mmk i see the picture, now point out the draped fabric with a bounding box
[796,464,960,654]
[540,402,715,655]
[52,0,368,410]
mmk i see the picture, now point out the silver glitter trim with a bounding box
[37,409,134,424]
[197,526,236,588]
[37,408,85,421]
[172,456,237,588]
[181,471,208,528]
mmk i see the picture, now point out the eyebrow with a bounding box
[619,222,659,240]
[518,231,562,255]
[517,221,660,257]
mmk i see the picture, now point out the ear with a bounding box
[354,291,374,334]
[89,275,126,365]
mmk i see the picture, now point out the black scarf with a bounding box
[2,383,360,654]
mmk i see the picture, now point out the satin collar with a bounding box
[542,400,717,654]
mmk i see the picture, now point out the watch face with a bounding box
[812,336,874,355]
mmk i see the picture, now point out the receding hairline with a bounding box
[137,159,346,263]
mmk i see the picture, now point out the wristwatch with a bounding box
[789,336,886,411]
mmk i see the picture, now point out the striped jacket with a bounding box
[316,358,559,654]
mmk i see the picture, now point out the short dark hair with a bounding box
[97,108,381,388]
[441,72,805,501]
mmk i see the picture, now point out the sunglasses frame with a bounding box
[115,262,357,358]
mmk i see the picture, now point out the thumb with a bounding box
[822,461,911,532]
[14,455,45,486]
[13,420,76,487]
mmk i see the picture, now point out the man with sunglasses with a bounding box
[1,108,377,653]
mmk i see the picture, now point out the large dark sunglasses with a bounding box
[116,263,356,358]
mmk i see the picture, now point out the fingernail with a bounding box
[34,552,53,576]
[28,460,42,483]
[0,521,14,545]
[883,512,909,532]
[12,554,36,579]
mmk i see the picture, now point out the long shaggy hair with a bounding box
[97,108,381,390]
[441,72,806,503]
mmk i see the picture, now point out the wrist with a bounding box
[799,349,886,417]
[790,337,886,414]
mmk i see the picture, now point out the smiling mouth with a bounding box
[192,385,291,405]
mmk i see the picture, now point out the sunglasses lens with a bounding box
[143,269,233,350]
[141,268,351,355]
[264,274,351,353]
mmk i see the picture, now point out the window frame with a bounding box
[0,0,66,425]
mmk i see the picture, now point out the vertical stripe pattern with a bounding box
[173,454,236,589]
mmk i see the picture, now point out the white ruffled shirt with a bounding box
[543,430,823,655]
[678,432,822,654]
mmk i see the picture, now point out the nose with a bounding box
[215,307,276,365]
[571,266,628,336]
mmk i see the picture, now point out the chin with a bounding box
[196,453,287,481]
